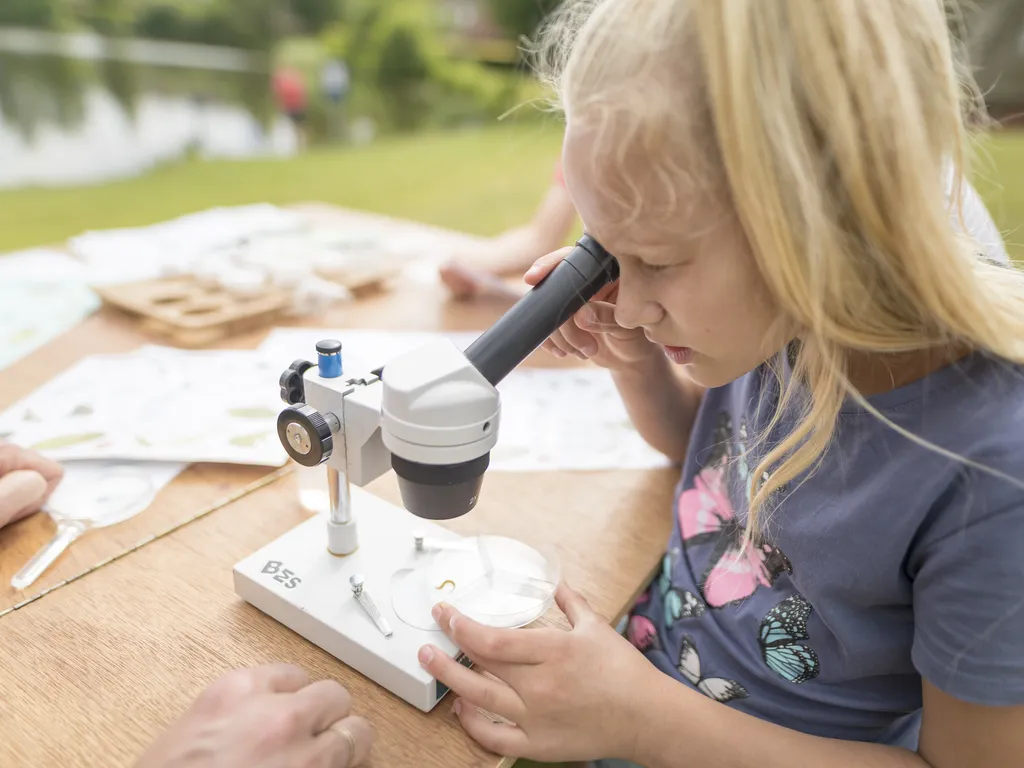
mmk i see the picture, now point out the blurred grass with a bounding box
[972,130,1024,260]
[0,125,1021,259]
[0,121,565,252]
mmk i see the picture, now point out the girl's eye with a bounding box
[622,253,675,274]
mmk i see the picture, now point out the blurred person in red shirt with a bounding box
[273,67,310,151]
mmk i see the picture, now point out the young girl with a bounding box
[417,1,1024,766]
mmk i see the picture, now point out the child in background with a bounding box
[439,160,578,300]
[417,2,1024,767]
[273,67,309,152]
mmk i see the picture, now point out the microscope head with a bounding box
[276,338,499,521]
[384,233,619,519]
[276,234,618,522]
[379,340,499,520]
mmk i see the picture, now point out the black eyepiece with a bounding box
[464,234,618,386]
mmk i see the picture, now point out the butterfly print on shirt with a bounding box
[677,467,792,607]
[659,552,707,627]
[677,413,793,608]
[677,634,750,704]
[758,595,820,684]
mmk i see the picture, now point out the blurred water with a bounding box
[0,33,300,190]
[0,86,298,189]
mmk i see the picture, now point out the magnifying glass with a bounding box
[11,465,157,590]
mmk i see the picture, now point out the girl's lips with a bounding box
[662,345,694,364]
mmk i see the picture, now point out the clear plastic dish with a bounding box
[391,534,559,631]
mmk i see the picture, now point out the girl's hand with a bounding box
[524,249,661,371]
[417,583,656,764]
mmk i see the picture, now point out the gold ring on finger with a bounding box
[329,721,358,761]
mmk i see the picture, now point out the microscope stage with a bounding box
[233,487,464,712]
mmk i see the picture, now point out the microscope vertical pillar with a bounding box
[327,467,352,525]
[325,438,358,555]
[326,440,357,554]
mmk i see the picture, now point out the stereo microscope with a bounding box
[234,235,618,711]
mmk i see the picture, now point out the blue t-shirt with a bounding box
[624,349,1024,748]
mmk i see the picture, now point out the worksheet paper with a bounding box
[0,253,185,519]
[0,346,287,467]
[258,328,671,472]
[0,269,100,372]
[0,247,91,281]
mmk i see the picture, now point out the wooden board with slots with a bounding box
[93,262,403,348]
[93,275,294,348]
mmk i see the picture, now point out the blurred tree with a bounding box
[339,0,442,131]
[76,0,141,119]
[190,6,250,48]
[98,43,140,118]
[227,0,287,51]
[131,0,283,52]
[324,0,519,136]
[485,0,562,40]
[289,0,345,34]
[962,0,1024,119]
[80,0,133,36]
[376,23,434,131]
[341,0,391,76]
[133,4,191,41]
[0,53,86,141]
[0,0,60,29]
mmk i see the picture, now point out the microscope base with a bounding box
[233,486,466,712]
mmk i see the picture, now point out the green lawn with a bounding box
[0,122,566,252]
[968,131,1024,259]
[1,125,1021,259]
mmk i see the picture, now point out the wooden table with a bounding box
[0,206,676,768]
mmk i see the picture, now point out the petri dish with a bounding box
[391,534,558,631]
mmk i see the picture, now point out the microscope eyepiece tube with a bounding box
[463,234,619,386]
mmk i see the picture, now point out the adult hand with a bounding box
[417,584,657,764]
[134,663,374,768]
[524,249,661,369]
[0,441,64,528]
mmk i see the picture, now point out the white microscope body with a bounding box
[233,340,499,712]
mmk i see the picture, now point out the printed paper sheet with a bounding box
[0,346,287,467]
[0,276,100,372]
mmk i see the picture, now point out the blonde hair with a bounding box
[535,0,1024,537]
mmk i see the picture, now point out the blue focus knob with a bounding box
[316,339,343,378]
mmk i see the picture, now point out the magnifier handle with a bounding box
[11,521,84,590]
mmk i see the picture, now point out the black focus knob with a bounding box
[279,359,314,405]
[277,405,333,467]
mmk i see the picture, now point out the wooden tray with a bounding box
[94,276,292,347]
